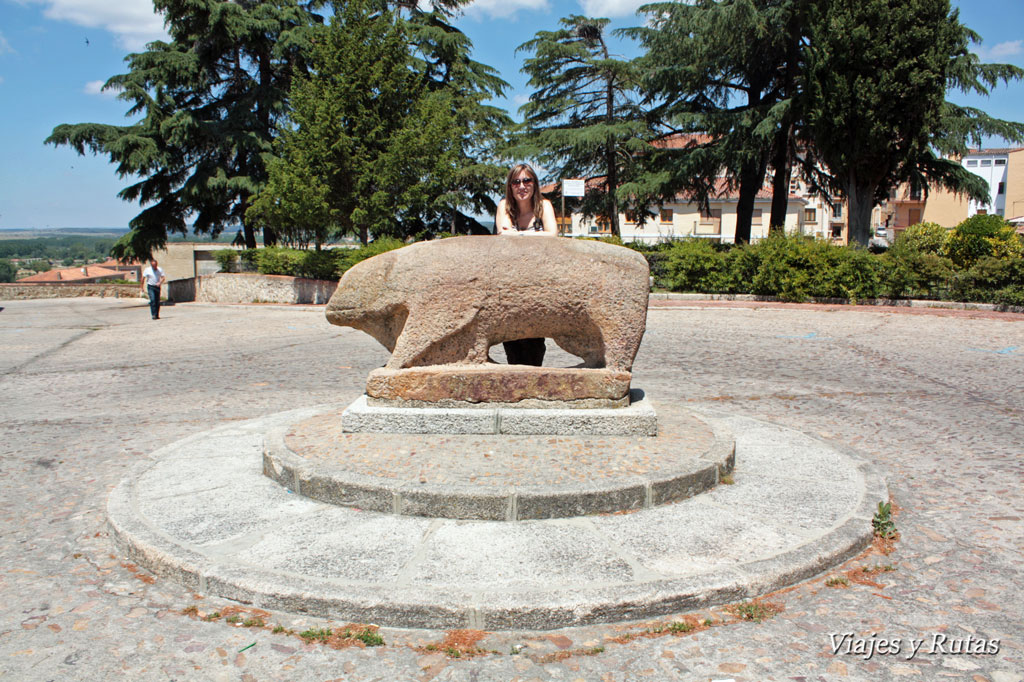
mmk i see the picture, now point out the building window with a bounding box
[831,223,843,238]
[998,182,1005,195]
[751,209,763,225]
[589,224,599,234]
[997,209,1005,217]
[660,208,673,223]
[981,159,992,167]
[832,202,842,218]
[995,159,1007,166]
[789,179,799,192]
[966,160,978,167]
[909,187,922,200]
[804,208,817,223]
[977,208,988,215]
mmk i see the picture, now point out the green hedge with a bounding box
[220,239,409,281]
[655,218,1024,306]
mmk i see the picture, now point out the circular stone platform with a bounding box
[262,403,735,521]
[107,405,887,630]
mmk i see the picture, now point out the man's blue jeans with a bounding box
[147,285,160,319]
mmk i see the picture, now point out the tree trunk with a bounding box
[769,124,793,233]
[602,38,620,239]
[846,176,876,246]
[242,223,257,250]
[606,139,619,238]
[735,154,768,244]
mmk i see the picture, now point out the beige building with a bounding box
[564,178,809,244]
[150,243,242,281]
[903,147,1024,233]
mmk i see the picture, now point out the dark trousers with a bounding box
[147,284,161,318]
[503,338,546,366]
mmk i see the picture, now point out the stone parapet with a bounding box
[0,283,143,300]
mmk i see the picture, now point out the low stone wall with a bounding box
[193,273,337,304]
[0,283,144,301]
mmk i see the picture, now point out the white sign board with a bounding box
[562,179,586,197]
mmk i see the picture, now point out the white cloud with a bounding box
[0,30,15,55]
[513,93,530,106]
[464,0,549,20]
[24,0,167,50]
[577,0,648,18]
[83,79,120,97]
[979,40,1023,60]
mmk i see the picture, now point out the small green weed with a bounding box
[720,472,735,485]
[243,617,265,628]
[825,576,850,588]
[668,621,694,633]
[730,600,783,622]
[225,615,242,624]
[346,628,384,647]
[272,625,286,634]
[444,647,462,658]
[299,628,332,642]
[204,611,221,621]
[872,501,897,539]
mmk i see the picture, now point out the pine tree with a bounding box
[516,16,646,238]
[627,0,803,243]
[249,0,469,245]
[47,0,324,257]
[802,0,1024,245]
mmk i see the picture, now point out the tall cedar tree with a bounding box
[47,0,324,257]
[626,0,804,243]
[398,7,512,236]
[516,16,646,238]
[250,1,470,245]
[802,0,1024,245]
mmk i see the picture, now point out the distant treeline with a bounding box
[0,237,115,262]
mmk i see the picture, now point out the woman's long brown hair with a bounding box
[504,164,542,228]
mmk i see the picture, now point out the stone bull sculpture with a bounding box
[325,236,649,371]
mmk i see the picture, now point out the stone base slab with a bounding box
[266,402,732,521]
[107,407,887,630]
[343,390,657,436]
[365,366,632,408]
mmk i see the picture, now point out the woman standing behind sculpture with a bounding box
[495,163,559,236]
[495,163,558,366]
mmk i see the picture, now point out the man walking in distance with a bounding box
[141,258,166,320]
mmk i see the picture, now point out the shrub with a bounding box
[239,249,260,271]
[880,244,953,299]
[337,238,406,276]
[944,215,1023,269]
[213,249,239,272]
[294,249,343,280]
[662,239,729,293]
[741,234,883,302]
[947,255,1024,303]
[896,222,948,255]
[255,247,303,276]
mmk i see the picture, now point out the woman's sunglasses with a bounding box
[511,178,534,186]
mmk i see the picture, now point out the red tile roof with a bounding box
[19,266,126,283]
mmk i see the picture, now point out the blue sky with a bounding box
[1,0,1022,229]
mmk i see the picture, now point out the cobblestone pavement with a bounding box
[0,297,1021,682]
